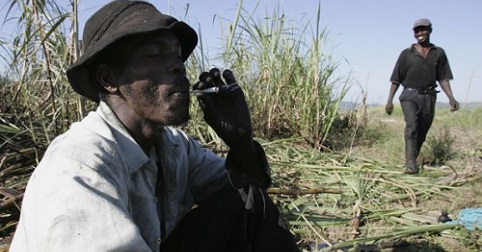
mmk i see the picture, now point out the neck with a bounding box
[106,97,161,154]
[418,39,431,48]
[126,121,160,154]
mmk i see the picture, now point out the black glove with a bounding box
[193,68,253,149]
[194,68,271,188]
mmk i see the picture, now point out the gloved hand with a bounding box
[194,68,271,188]
[193,68,253,149]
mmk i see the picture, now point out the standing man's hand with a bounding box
[449,99,460,112]
[439,80,459,112]
[385,83,399,116]
[385,102,394,115]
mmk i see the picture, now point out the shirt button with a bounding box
[156,238,161,245]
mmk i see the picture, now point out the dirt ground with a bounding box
[344,110,482,252]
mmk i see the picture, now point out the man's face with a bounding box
[413,26,431,43]
[116,31,190,126]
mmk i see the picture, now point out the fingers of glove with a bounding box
[194,68,242,97]
[195,72,214,90]
[210,68,226,87]
[196,94,216,120]
[222,69,236,85]
[192,81,201,91]
[193,73,215,108]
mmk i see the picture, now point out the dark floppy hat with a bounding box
[413,18,432,29]
[66,0,198,102]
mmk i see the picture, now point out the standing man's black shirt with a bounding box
[390,44,453,89]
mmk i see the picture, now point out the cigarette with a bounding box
[191,87,220,94]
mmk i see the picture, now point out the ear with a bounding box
[96,64,118,94]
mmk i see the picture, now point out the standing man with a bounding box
[9,1,299,251]
[386,18,459,174]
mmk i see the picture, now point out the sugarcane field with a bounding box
[1,1,482,251]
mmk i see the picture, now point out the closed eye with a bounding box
[146,53,161,58]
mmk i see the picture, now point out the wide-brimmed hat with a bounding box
[66,0,198,102]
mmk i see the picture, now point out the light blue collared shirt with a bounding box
[10,101,228,252]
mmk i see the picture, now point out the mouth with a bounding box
[170,90,190,99]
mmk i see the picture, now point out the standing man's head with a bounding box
[67,0,198,126]
[412,18,432,45]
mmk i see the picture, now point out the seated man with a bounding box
[9,1,299,251]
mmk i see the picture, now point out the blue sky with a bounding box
[1,0,481,104]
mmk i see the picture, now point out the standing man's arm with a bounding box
[385,82,400,115]
[439,79,460,111]
[387,48,406,116]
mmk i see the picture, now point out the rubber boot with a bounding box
[405,139,419,174]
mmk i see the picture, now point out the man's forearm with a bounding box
[387,83,400,103]
[226,140,271,189]
[439,80,456,100]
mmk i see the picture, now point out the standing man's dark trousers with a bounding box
[161,184,300,252]
[400,88,436,173]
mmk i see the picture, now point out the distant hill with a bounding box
[339,101,482,111]
[438,102,482,110]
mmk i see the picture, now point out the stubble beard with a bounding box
[165,108,190,127]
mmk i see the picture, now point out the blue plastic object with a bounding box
[448,208,482,230]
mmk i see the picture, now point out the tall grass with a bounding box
[184,2,349,149]
[228,2,348,146]
[1,0,83,140]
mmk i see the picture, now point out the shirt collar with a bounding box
[96,101,151,174]
[410,43,436,52]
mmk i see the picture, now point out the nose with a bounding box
[170,63,186,77]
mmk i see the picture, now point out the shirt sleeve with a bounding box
[436,48,453,82]
[185,136,229,203]
[390,50,406,84]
